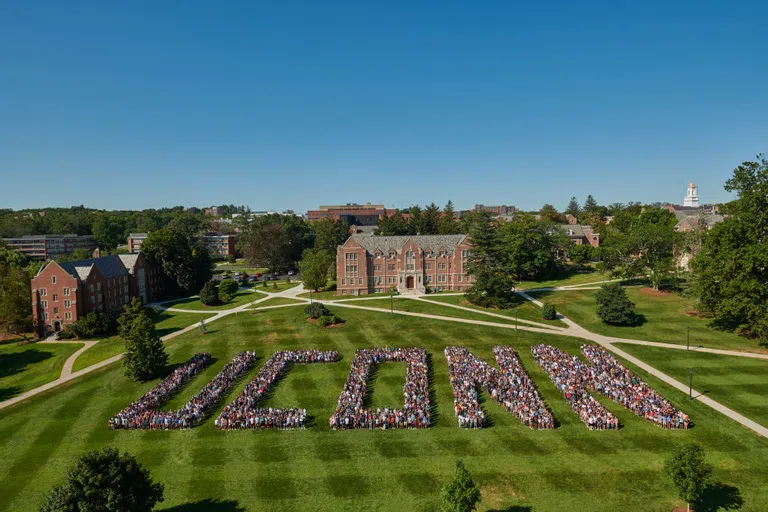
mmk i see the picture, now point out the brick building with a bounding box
[127,233,147,253]
[3,234,97,260]
[128,232,236,258]
[561,225,600,247]
[307,203,397,225]
[30,253,165,337]
[336,234,475,296]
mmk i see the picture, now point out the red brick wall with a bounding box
[31,263,81,337]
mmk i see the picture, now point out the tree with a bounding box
[375,211,409,236]
[565,197,581,216]
[140,228,212,295]
[117,297,145,339]
[664,443,713,512]
[583,194,598,213]
[595,283,639,326]
[539,204,565,223]
[463,211,517,308]
[422,203,442,235]
[199,281,220,306]
[238,214,311,273]
[501,215,569,281]
[311,217,350,256]
[218,279,239,303]
[568,243,594,265]
[693,155,768,343]
[122,313,168,381]
[300,249,333,291]
[441,460,481,512]
[439,200,460,235]
[92,213,126,253]
[0,266,32,340]
[542,303,557,320]
[40,447,164,512]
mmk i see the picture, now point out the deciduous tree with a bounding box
[300,249,333,291]
[664,443,713,512]
[0,266,32,340]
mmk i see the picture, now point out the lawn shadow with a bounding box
[0,349,54,378]
[0,386,22,402]
[361,362,380,410]
[695,482,744,512]
[161,499,246,512]
[488,507,533,512]
[426,352,439,427]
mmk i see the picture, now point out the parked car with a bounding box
[287,270,296,276]
[254,273,262,278]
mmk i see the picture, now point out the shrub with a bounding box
[40,447,164,512]
[595,283,639,326]
[542,303,557,320]
[304,302,330,319]
[316,314,333,327]
[67,312,114,338]
[227,254,237,263]
[219,279,239,296]
[218,287,233,303]
[199,281,220,306]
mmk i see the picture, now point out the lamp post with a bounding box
[689,368,694,400]
[686,326,690,351]
[310,289,313,304]
[390,288,394,314]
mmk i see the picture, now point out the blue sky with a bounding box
[1,1,765,213]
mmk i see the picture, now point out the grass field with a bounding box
[256,281,300,293]
[0,340,81,402]
[71,311,217,373]
[516,266,609,290]
[339,298,523,326]
[422,295,566,328]
[161,290,259,311]
[253,297,306,308]
[1,308,766,511]
[616,344,768,429]
[529,287,767,353]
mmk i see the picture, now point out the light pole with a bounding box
[515,305,518,331]
[390,288,394,314]
[689,368,694,400]
[686,326,690,351]
[310,290,313,304]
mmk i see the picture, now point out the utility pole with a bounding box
[689,368,694,400]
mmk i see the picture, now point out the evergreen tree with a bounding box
[595,283,639,326]
[199,281,220,306]
[40,447,164,512]
[441,460,482,512]
[406,205,426,235]
[218,279,239,303]
[583,194,598,212]
[664,443,713,512]
[464,211,516,308]
[376,211,409,235]
[542,303,557,320]
[565,196,581,216]
[439,200,460,234]
[539,204,565,223]
[422,203,442,235]
[117,297,145,339]
[123,313,168,382]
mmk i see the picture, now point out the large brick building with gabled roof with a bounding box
[336,234,475,296]
[30,253,164,337]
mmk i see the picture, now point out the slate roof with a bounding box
[118,254,140,271]
[348,234,468,254]
[58,255,130,282]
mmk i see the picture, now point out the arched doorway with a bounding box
[53,320,62,332]
[406,276,415,289]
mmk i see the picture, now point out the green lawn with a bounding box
[422,294,566,328]
[1,308,767,511]
[0,340,81,402]
[516,266,609,290]
[529,287,767,353]
[617,344,768,429]
[161,290,259,311]
[339,298,522,326]
[257,280,300,293]
[71,312,216,373]
[253,297,306,308]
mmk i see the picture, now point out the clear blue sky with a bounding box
[1,1,765,213]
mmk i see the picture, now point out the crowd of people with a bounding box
[216,350,339,429]
[531,344,619,430]
[445,346,553,429]
[581,345,689,429]
[330,347,430,429]
[110,352,218,430]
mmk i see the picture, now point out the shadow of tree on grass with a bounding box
[161,499,246,512]
[695,482,744,512]
[0,349,54,378]
[0,386,22,402]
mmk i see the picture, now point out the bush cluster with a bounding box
[304,302,329,319]
[218,279,239,303]
[316,314,340,327]
[60,312,114,338]
[595,283,639,326]
[199,281,220,306]
[542,303,557,320]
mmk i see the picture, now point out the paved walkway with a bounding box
[38,339,98,379]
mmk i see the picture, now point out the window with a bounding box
[462,250,469,259]
[375,277,382,284]
[457,275,463,282]
[52,294,58,302]
[51,275,56,284]
[41,300,48,308]
[123,276,128,283]
[438,263,447,270]
[374,264,382,271]
[341,278,346,285]
[53,307,59,315]
[387,264,395,271]
[89,284,94,292]
[63,287,70,296]
[425,263,432,270]
[388,276,396,284]
[405,250,415,271]
[124,285,129,293]
[65,312,72,320]
[358,278,363,285]
[40,288,47,296]
[44,312,49,321]
[425,275,431,283]
[64,300,71,308]
[375,250,382,258]
[438,275,447,282]
[345,253,358,276]
[124,294,129,303]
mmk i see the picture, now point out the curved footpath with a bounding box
[2,283,767,439]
